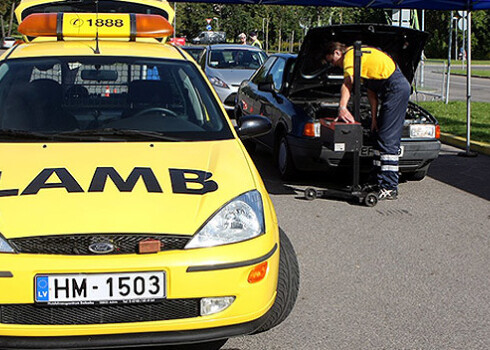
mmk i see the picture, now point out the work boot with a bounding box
[378,188,398,200]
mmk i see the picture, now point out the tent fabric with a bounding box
[176,0,490,10]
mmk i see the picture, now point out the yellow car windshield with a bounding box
[0,57,232,141]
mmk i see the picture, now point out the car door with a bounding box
[255,57,289,148]
[238,56,276,118]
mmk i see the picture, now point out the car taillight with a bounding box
[435,125,441,139]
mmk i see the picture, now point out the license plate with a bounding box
[360,146,404,158]
[35,271,166,305]
[398,146,405,158]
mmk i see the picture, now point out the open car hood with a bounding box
[289,24,429,97]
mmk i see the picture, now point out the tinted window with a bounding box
[183,47,204,61]
[251,57,277,84]
[0,57,233,142]
[208,49,267,70]
[268,58,286,91]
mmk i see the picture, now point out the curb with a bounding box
[440,132,490,156]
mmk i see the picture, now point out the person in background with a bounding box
[238,33,247,45]
[249,31,262,49]
[323,41,410,200]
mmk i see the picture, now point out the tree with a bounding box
[172,3,490,58]
[1,0,17,38]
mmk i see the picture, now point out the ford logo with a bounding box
[88,242,115,254]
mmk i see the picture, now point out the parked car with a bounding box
[182,45,205,61]
[192,31,226,45]
[169,37,186,46]
[0,0,299,349]
[1,37,16,49]
[200,44,267,112]
[235,24,441,180]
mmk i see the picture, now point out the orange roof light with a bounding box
[18,13,173,40]
[18,13,58,38]
[135,14,174,38]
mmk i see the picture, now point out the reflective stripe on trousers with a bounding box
[367,67,410,190]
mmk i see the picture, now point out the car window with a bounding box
[183,47,204,61]
[268,58,286,91]
[208,49,266,70]
[251,57,277,84]
[0,57,233,141]
[199,49,207,68]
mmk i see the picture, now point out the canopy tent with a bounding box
[175,0,490,155]
[177,0,490,10]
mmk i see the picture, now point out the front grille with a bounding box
[0,300,201,325]
[9,234,191,255]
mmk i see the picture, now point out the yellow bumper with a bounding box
[0,234,279,338]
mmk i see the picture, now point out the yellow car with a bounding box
[0,1,299,349]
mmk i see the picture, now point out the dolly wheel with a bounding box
[364,192,378,207]
[304,187,318,201]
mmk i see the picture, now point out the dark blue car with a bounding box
[235,24,441,180]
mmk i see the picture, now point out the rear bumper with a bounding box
[288,136,441,173]
[0,314,268,349]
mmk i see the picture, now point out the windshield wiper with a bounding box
[0,129,57,140]
[57,128,181,141]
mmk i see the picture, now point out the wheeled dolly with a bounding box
[304,185,378,207]
[303,42,379,207]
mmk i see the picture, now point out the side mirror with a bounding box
[258,82,275,93]
[236,115,271,140]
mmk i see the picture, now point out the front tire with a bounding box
[253,229,300,334]
[276,135,297,180]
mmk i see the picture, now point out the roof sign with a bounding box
[18,13,174,40]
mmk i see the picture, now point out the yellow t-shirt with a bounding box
[343,47,395,80]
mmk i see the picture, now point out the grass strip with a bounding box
[449,69,490,77]
[417,101,490,143]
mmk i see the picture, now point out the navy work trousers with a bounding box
[366,67,410,190]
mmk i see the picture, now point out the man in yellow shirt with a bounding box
[249,31,263,49]
[324,41,411,200]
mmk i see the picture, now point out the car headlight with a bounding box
[0,234,15,253]
[185,190,265,249]
[209,76,229,89]
[410,124,436,138]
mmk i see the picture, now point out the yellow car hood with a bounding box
[0,140,257,238]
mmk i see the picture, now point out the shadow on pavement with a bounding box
[248,145,370,201]
[427,144,490,201]
[250,143,490,202]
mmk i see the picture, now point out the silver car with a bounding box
[199,44,267,112]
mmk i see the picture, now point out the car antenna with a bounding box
[94,0,100,54]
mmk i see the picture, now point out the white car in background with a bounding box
[1,37,16,49]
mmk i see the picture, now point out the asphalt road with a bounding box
[413,64,490,102]
[222,143,489,350]
[1,48,488,350]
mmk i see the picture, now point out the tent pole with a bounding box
[420,10,425,87]
[173,2,177,39]
[459,10,477,157]
[445,11,453,104]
